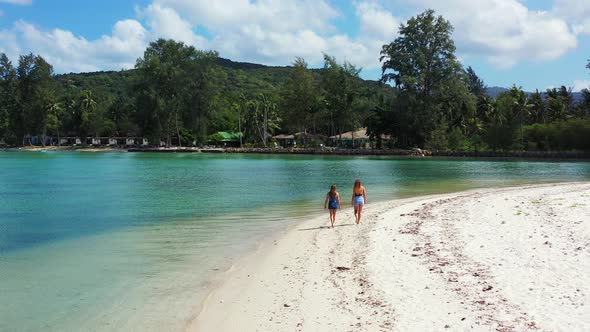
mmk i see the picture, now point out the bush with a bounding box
[524,119,590,151]
[447,127,466,151]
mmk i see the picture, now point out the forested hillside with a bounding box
[1,9,589,151]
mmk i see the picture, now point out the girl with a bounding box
[324,184,340,228]
[352,179,367,224]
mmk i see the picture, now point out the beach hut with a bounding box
[59,137,81,146]
[89,138,101,145]
[329,128,371,148]
[207,132,243,147]
[273,134,296,147]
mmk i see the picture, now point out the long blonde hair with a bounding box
[354,179,362,189]
[329,184,337,198]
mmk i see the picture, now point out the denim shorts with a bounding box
[353,195,364,206]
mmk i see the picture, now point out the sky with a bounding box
[0,0,589,91]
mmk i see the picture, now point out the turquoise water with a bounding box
[1,152,589,331]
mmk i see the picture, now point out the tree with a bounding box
[465,66,487,97]
[380,9,462,146]
[279,57,317,137]
[509,86,532,148]
[0,53,17,143]
[75,90,99,142]
[321,54,361,140]
[545,87,567,122]
[11,53,55,146]
[438,75,477,134]
[528,90,546,124]
[365,99,389,149]
[107,95,135,137]
[183,50,222,143]
[381,10,460,96]
[245,93,281,146]
[578,88,590,118]
[45,98,63,145]
[133,38,219,146]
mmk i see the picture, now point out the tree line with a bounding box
[1,9,589,151]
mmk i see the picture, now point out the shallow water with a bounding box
[1,152,589,331]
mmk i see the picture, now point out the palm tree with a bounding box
[528,90,545,124]
[79,90,97,144]
[46,99,63,146]
[509,86,532,148]
[246,94,281,147]
[546,88,566,122]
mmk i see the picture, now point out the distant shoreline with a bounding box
[1,146,127,153]
[2,146,590,159]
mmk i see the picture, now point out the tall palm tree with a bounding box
[46,99,63,146]
[79,90,97,143]
[509,86,532,148]
[528,90,545,124]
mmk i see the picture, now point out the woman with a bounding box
[324,184,340,228]
[351,179,367,224]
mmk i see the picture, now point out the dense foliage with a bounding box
[1,10,590,151]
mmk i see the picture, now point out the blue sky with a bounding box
[1,0,589,91]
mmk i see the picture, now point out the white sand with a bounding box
[191,183,590,332]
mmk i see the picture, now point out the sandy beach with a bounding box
[191,182,589,332]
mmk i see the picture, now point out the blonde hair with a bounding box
[329,184,337,198]
[354,179,361,189]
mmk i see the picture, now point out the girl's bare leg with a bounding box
[357,205,364,224]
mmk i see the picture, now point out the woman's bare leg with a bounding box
[357,205,364,224]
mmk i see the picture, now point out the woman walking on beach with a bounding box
[324,184,341,228]
[352,179,367,224]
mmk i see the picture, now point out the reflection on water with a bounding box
[0,152,589,331]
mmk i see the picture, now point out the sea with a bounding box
[1,151,589,331]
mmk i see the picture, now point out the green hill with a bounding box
[55,57,386,101]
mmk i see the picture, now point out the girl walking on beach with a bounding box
[352,179,367,224]
[324,184,341,228]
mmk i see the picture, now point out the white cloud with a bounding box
[140,3,208,48]
[154,0,339,34]
[354,1,400,65]
[573,79,590,92]
[142,0,401,70]
[552,0,590,35]
[0,0,583,74]
[398,0,577,68]
[0,19,148,72]
[0,0,31,5]
[356,1,399,40]
[146,0,344,66]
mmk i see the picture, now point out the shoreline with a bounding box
[1,146,128,152]
[2,146,590,159]
[190,182,590,331]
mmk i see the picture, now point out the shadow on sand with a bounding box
[297,223,357,231]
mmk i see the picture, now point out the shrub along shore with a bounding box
[4,145,590,159]
[128,147,589,159]
[4,144,590,160]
